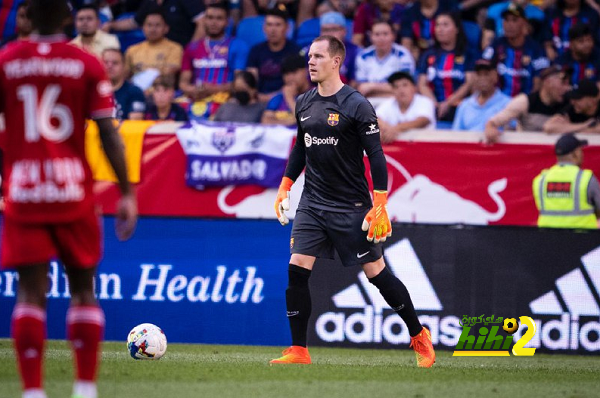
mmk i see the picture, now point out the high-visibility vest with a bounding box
[533,164,598,229]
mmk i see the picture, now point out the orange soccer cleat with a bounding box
[409,327,436,368]
[269,346,312,365]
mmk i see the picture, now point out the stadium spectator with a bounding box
[484,0,545,44]
[400,0,459,61]
[0,2,32,48]
[71,5,120,57]
[105,0,204,48]
[352,0,405,48]
[317,11,359,86]
[533,133,600,229]
[213,71,266,123]
[242,0,317,25]
[316,0,358,19]
[246,7,301,102]
[485,65,570,142]
[544,79,600,134]
[102,48,146,120]
[262,54,311,126]
[376,71,436,143]
[452,59,511,131]
[555,23,600,87]
[179,3,249,120]
[542,0,600,61]
[417,12,475,123]
[124,10,183,89]
[356,21,415,98]
[482,4,549,97]
[144,75,189,121]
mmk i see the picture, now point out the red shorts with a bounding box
[1,211,102,269]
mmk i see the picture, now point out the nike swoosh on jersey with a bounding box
[300,116,311,121]
[357,251,370,258]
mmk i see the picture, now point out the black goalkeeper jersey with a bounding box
[284,85,388,212]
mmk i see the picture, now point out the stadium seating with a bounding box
[462,21,481,50]
[295,18,320,47]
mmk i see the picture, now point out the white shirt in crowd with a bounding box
[376,94,436,129]
[355,43,415,83]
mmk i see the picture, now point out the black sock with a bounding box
[286,264,312,347]
[368,265,423,337]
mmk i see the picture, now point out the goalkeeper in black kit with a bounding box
[269,35,435,367]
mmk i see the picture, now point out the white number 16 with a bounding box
[17,84,73,143]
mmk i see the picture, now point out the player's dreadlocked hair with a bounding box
[28,0,71,35]
[313,35,346,64]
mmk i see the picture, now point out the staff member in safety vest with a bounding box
[533,133,600,229]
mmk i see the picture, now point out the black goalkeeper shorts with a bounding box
[290,206,383,267]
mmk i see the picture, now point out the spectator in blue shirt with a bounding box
[102,48,146,120]
[452,59,511,131]
[246,7,301,102]
[556,23,600,87]
[482,4,549,97]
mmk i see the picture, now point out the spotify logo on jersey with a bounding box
[304,133,339,147]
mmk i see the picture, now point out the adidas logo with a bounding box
[530,246,600,316]
[523,246,600,352]
[315,239,462,347]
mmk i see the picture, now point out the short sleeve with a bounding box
[587,174,600,209]
[417,51,428,76]
[531,46,550,75]
[266,94,283,111]
[130,86,147,113]
[86,56,115,119]
[181,44,193,73]
[167,43,184,69]
[246,44,261,69]
[354,53,368,82]
[229,39,249,74]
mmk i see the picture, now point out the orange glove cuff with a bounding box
[373,190,388,205]
[279,177,294,192]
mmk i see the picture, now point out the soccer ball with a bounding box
[127,323,167,360]
[503,318,519,334]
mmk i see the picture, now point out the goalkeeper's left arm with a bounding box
[357,108,392,243]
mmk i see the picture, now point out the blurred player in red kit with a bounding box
[0,1,137,397]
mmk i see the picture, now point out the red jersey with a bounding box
[0,35,114,223]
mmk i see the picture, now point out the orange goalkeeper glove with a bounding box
[274,177,294,225]
[361,190,392,243]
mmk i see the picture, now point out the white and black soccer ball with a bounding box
[127,323,167,360]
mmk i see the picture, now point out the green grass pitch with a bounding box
[1,339,598,398]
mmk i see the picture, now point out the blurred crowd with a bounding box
[1,0,600,143]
